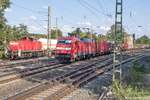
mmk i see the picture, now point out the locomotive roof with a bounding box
[59,36,80,40]
[21,36,37,41]
[59,36,96,42]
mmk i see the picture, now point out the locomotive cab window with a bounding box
[57,40,72,44]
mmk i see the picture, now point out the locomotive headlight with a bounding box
[56,47,71,50]
[65,48,71,50]
[56,47,62,50]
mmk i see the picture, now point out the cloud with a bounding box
[28,25,40,32]
[43,25,47,29]
[61,25,73,36]
[100,26,110,31]
[30,15,37,20]
[5,8,12,12]
[84,22,92,26]
[77,22,92,27]
[20,16,44,33]
[42,5,48,9]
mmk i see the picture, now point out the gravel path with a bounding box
[61,72,112,100]
[0,79,39,99]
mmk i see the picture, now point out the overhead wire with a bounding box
[82,0,105,15]
[76,0,113,31]
[80,0,112,18]
[96,0,112,18]
[11,1,48,33]
[25,19,47,33]
[12,2,47,14]
[96,0,105,12]
[77,0,100,18]
[11,0,114,34]
[12,1,77,33]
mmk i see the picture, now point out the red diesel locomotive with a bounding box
[56,36,112,62]
[7,37,45,59]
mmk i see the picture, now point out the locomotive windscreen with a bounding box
[57,40,72,44]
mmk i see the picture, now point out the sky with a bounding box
[4,0,150,38]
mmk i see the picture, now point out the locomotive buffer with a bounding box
[113,0,123,84]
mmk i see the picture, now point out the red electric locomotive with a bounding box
[56,36,81,62]
[7,37,45,59]
[55,36,111,63]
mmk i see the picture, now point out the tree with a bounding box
[68,28,105,40]
[68,28,81,37]
[29,34,47,39]
[0,0,10,29]
[68,28,89,38]
[0,24,28,52]
[0,1,28,43]
[10,24,28,40]
[51,29,63,39]
[17,24,28,35]
[97,34,107,41]
[136,35,150,44]
[106,24,127,43]
[0,0,10,50]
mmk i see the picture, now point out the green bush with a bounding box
[112,80,150,100]
[112,61,149,99]
[130,61,145,84]
[0,51,6,59]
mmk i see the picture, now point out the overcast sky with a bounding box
[4,0,150,38]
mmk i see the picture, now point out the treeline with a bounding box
[68,28,107,41]
[0,0,27,51]
[68,25,128,42]
[69,26,150,45]
[29,29,63,39]
[136,35,150,44]
[0,0,63,47]
[0,26,63,51]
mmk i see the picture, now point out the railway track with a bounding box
[0,62,57,84]
[4,55,112,99]
[0,57,54,69]
[0,62,63,84]
[0,54,112,85]
[0,60,57,76]
[6,53,145,100]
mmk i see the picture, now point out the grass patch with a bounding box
[0,51,6,59]
[112,61,150,100]
[127,61,146,85]
[112,80,150,100]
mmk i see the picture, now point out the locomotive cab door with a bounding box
[74,41,80,61]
